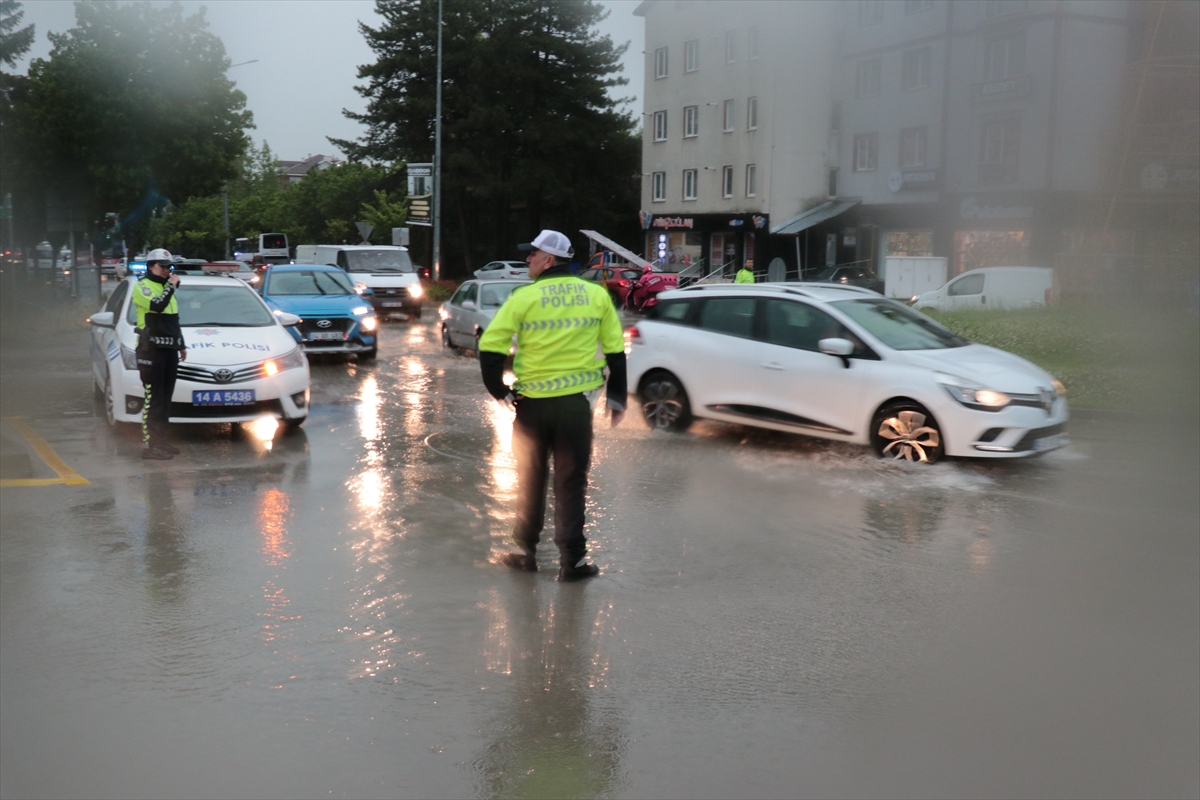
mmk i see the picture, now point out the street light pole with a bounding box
[432,0,443,282]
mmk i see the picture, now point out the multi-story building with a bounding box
[636,0,1196,290]
[634,0,839,280]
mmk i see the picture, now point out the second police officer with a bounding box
[133,248,187,460]
[478,230,627,582]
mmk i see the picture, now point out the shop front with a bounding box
[943,192,1074,276]
[641,213,770,278]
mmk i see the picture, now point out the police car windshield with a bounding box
[345,249,414,273]
[831,298,968,350]
[176,285,275,327]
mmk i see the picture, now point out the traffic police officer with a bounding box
[479,230,627,581]
[133,248,187,459]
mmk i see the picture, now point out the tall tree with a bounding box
[334,0,640,275]
[0,0,35,247]
[8,0,252,242]
[0,0,34,72]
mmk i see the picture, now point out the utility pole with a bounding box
[223,184,231,260]
[432,0,444,281]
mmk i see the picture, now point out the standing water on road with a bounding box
[1,293,1197,798]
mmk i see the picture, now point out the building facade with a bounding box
[636,0,1196,291]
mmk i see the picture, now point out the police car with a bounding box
[88,275,310,429]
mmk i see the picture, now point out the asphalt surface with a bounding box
[1,276,1197,799]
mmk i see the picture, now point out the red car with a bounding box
[578,266,644,305]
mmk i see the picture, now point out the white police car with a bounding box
[89,275,310,429]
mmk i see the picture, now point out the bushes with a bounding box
[421,279,458,303]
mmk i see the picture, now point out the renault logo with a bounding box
[214,368,233,383]
[316,319,332,328]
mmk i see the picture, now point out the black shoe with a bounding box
[558,562,599,582]
[500,552,537,572]
[141,447,174,460]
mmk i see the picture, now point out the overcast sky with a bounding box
[14,0,645,159]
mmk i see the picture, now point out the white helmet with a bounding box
[145,247,173,264]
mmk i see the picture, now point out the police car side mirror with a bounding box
[88,311,115,328]
[276,311,301,327]
[461,300,477,311]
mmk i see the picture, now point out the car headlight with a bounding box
[361,315,377,332]
[120,342,138,370]
[936,372,1010,411]
[351,305,370,316]
[265,347,307,375]
[408,282,424,299]
[354,282,369,294]
[1052,378,1066,396]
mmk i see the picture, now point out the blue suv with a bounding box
[260,264,378,359]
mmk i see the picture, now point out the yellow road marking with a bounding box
[0,417,90,488]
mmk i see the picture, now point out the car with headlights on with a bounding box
[88,274,310,429]
[626,283,1067,462]
[440,278,530,352]
[259,264,378,359]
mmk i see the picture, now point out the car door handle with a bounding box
[761,362,785,371]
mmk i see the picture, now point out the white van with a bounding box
[914,266,1055,311]
[295,244,423,320]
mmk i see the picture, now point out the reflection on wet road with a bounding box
[1,314,1196,798]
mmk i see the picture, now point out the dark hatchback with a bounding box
[807,265,884,295]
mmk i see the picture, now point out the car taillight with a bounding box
[619,280,631,287]
[624,325,640,355]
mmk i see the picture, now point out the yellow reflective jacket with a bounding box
[479,273,624,398]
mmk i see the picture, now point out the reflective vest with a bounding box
[133,277,184,349]
[479,275,624,398]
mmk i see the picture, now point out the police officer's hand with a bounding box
[610,408,625,428]
[179,348,187,362]
[168,273,180,287]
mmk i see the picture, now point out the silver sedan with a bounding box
[439,279,530,352]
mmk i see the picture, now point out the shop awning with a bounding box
[770,198,860,236]
[579,230,653,269]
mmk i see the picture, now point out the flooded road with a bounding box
[1,293,1197,798]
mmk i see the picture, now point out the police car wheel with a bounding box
[103,374,118,427]
[640,371,692,432]
[284,416,306,430]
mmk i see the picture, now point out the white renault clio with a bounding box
[626,283,1068,462]
[89,275,311,429]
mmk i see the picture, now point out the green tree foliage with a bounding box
[333,0,641,275]
[7,0,252,242]
[0,0,35,246]
[0,0,34,71]
[151,142,408,260]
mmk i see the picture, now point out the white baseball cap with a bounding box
[145,248,173,264]
[518,229,573,259]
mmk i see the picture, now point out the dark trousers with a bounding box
[511,393,593,567]
[139,349,179,449]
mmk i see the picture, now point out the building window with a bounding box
[652,171,667,202]
[723,99,735,132]
[655,46,669,79]
[856,58,881,98]
[828,167,839,197]
[984,34,1025,80]
[684,38,699,72]
[653,110,667,141]
[858,0,884,26]
[980,116,1019,184]
[745,164,757,197]
[854,132,878,171]
[748,26,760,60]
[986,0,1028,17]
[902,47,931,90]
[683,169,698,200]
[722,166,735,197]
[905,0,933,11]
[684,105,698,137]
[746,96,758,130]
[725,30,737,63]
[900,126,928,168]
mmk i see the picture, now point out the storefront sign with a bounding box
[1140,162,1200,191]
[651,216,694,229]
[888,170,938,192]
[959,196,1033,220]
[407,163,433,226]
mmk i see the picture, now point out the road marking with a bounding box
[0,417,90,488]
